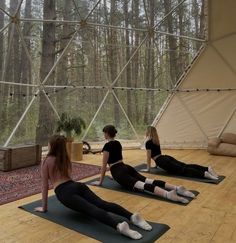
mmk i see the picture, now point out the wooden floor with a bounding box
[1,149,236,243]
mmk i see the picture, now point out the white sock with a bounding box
[134,181,145,190]
[145,178,154,184]
[208,166,219,178]
[117,221,142,240]
[204,171,218,180]
[131,213,152,231]
[166,190,189,204]
[176,186,195,198]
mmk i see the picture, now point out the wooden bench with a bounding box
[0,145,42,171]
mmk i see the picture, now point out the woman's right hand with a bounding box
[140,168,150,172]
[90,180,101,186]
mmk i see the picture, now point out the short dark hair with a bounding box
[102,125,117,138]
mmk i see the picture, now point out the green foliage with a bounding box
[56,112,86,139]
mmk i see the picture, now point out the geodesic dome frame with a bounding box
[0,0,211,148]
[153,0,236,148]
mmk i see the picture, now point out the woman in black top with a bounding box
[144,126,219,180]
[92,125,196,204]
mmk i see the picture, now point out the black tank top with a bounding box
[102,140,123,164]
[145,139,162,158]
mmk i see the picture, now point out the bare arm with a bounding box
[98,151,109,185]
[35,160,49,212]
[146,150,152,170]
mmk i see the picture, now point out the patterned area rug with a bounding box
[0,162,102,206]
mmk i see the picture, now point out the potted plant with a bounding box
[56,112,86,160]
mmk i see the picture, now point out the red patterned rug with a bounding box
[0,162,102,206]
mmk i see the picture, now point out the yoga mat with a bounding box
[19,196,170,243]
[86,176,199,205]
[135,163,225,184]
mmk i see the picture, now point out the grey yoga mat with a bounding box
[19,196,170,243]
[86,176,199,205]
[135,163,225,184]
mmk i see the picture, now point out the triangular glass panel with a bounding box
[83,91,141,149]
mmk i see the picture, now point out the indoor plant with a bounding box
[56,112,86,140]
[56,112,86,160]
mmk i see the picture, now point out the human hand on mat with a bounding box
[34,207,47,213]
[140,168,150,172]
[90,180,101,186]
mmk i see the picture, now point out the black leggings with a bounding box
[155,155,208,178]
[55,180,132,229]
[110,162,166,192]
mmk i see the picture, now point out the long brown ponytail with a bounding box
[47,135,71,177]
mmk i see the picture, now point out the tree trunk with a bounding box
[164,0,179,86]
[5,0,18,84]
[132,0,140,123]
[109,0,120,126]
[124,0,132,123]
[144,0,155,124]
[178,0,186,76]
[21,0,32,105]
[143,41,151,124]
[93,9,100,111]
[0,0,5,128]
[0,0,5,79]
[4,0,21,130]
[12,0,32,137]
[56,0,72,113]
[192,0,200,50]
[36,0,56,145]
[149,0,155,122]
[199,0,205,41]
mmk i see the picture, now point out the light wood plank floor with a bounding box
[0,149,235,243]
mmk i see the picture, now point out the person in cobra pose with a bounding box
[92,125,196,204]
[143,126,219,180]
[35,134,153,240]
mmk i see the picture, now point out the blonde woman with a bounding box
[144,126,219,180]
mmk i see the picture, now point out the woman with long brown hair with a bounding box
[35,135,153,240]
[144,126,219,180]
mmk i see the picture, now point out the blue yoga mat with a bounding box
[19,195,170,243]
[135,163,225,184]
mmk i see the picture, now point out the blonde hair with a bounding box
[146,126,160,145]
